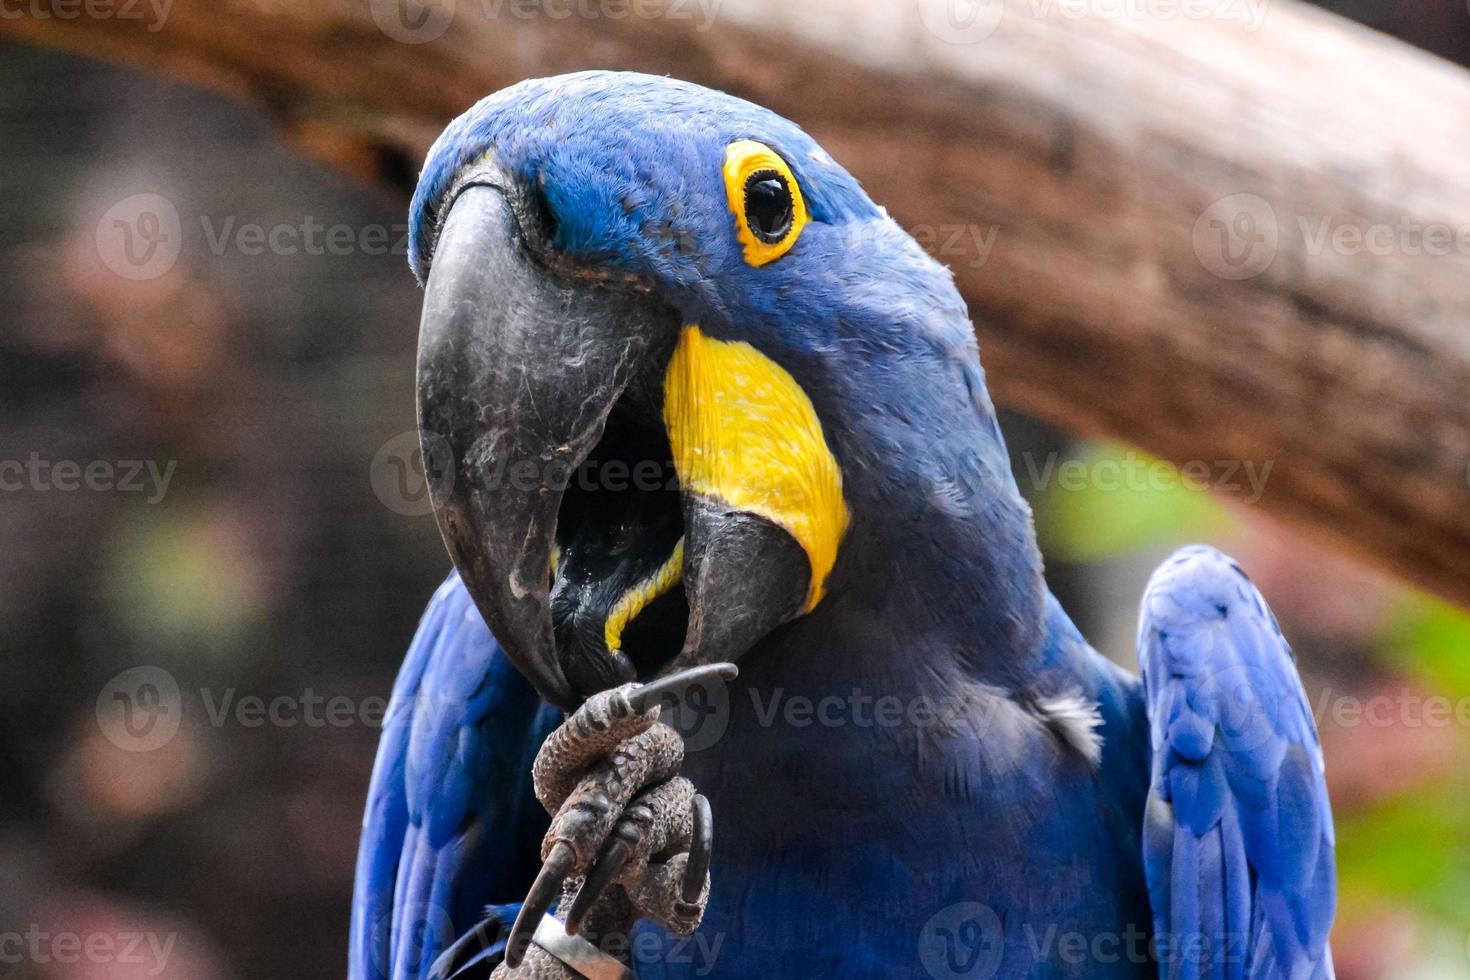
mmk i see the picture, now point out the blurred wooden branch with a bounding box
[6,0,1470,605]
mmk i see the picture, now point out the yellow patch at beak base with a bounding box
[663,325,848,611]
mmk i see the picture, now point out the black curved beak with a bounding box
[417,178,814,710]
[417,183,673,710]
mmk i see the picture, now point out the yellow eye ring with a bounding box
[724,140,809,267]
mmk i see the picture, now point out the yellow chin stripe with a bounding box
[663,325,848,611]
[604,537,685,654]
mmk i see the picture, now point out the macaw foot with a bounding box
[494,664,733,978]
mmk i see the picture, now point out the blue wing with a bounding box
[1138,546,1335,980]
[350,572,560,980]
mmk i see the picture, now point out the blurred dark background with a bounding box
[2,4,1469,977]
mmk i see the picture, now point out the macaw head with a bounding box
[411,71,1038,710]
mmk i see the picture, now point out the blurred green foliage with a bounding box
[1035,443,1233,562]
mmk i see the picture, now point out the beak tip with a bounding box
[530,663,579,711]
[513,638,580,710]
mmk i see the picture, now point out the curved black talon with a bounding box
[565,836,633,936]
[506,840,575,968]
[683,794,713,903]
[627,663,738,715]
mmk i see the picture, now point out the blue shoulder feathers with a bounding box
[350,574,557,980]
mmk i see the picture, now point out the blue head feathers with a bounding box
[408,69,1041,656]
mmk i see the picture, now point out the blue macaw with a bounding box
[350,71,1336,980]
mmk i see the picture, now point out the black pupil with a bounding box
[745,172,794,244]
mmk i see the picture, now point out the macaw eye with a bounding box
[724,140,809,267]
[744,172,794,244]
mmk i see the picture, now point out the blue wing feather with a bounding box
[1138,546,1335,980]
[350,572,558,980]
